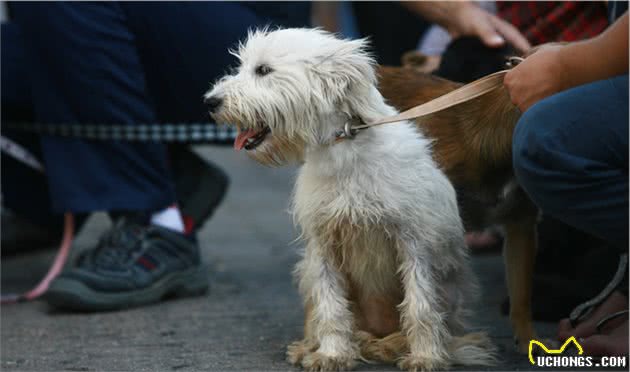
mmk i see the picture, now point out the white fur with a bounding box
[206,28,493,371]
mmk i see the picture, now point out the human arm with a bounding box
[504,12,628,111]
[402,1,531,53]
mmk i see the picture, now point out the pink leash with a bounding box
[1,136,75,304]
[1,212,75,304]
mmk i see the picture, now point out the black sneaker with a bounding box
[44,217,208,311]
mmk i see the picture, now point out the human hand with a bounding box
[522,41,569,58]
[504,43,568,112]
[444,2,531,54]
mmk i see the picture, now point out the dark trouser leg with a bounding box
[9,3,176,214]
[5,2,310,215]
[115,2,310,230]
[513,75,629,252]
[1,22,59,228]
[117,2,310,123]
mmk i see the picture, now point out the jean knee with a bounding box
[512,100,557,206]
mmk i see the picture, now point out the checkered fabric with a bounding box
[497,1,609,45]
[4,122,237,144]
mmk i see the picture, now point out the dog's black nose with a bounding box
[204,96,223,114]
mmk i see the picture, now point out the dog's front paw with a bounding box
[301,352,357,371]
[397,354,448,372]
[287,340,317,365]
[512,321,537,354]
[514,336,529,354]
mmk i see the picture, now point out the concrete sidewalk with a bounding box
[2,147,557,371]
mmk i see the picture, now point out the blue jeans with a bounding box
[1,2,309,218]
[513,75,629,251]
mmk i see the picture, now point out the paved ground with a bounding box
[1,147,559,371]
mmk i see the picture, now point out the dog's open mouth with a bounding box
[234,126,271,151]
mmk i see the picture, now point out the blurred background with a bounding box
[1,1,625,371]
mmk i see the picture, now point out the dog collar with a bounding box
[334,117,363,141]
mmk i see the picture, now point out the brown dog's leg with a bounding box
[503,217,538,353]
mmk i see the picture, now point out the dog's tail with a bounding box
[449,332,499,366]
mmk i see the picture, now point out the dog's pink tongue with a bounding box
[234,129,258,150]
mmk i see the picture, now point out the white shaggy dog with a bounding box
[205,28,495,371]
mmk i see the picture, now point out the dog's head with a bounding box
[205,28,376,165]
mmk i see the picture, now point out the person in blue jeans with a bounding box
[1,2,310,311]
[506,6,628,356]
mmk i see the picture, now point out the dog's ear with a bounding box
[312,37,376,106]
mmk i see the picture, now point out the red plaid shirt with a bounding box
[497,1,609,45]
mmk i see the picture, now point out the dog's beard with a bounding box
[214,109,305,167]
[210,95,311,166]
[245,134,305,166]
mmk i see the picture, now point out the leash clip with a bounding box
[505,56,524,69]
[335,120,360,140]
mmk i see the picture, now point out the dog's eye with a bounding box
[255,64,273,76]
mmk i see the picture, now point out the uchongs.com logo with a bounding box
[529,336,627,368]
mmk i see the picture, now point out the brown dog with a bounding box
[377,65,539,353]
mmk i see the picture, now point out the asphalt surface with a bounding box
[2,147,560,372]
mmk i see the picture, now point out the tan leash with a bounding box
[335,57,523,140]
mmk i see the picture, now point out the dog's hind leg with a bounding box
[395,237,451,372]
[357,331,408,363]
[503,215,538,353]
[293,241,359,371]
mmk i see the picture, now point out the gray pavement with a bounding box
[2,147,557,371]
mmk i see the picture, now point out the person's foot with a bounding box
[44,216,208,311]
[557,290,628,341]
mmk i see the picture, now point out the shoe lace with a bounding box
[91,219,148,268]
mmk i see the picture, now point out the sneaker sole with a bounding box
[44,266,209,312]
